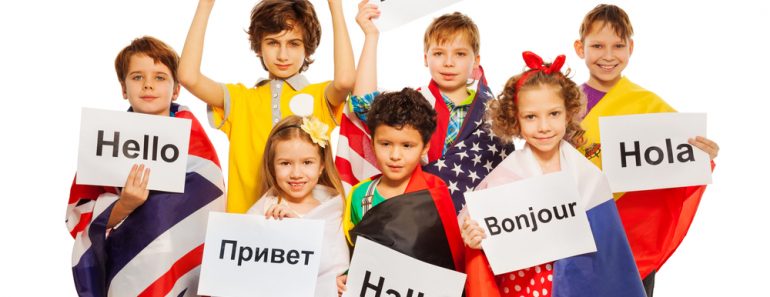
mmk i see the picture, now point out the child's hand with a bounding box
[118,164,150,211]
[264,204,298,220]
[688,136,719,160]
[336,274,347,296]
[356,0,380,36]
[461,216,486,249]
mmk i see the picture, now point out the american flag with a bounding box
[335,67,515,213]
[66,104,225,297]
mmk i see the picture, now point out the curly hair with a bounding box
[248,0,321,73]
[367,88,437,145]
[488,67,586,147]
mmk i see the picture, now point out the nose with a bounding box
[601,46,614,61]
[537,118,552,133]
[289,164,302,178]
[143,79,153,90]
[389,146,402,161]
[443,55,455,67]
[277,45,289,61]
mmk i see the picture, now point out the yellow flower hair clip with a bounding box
[300,117,330,148]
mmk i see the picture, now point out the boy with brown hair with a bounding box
[337,2,514,214]
[68,36,225,297]
[179,0,356,213]
[573,4,720,296]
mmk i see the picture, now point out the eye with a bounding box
[290,41,302,47]
[403,143,413,149]
[278,161,290,166]
[155,75,166,81]
[615,44,626,49]
[433,51,443,57]
[131,75,142,81]
[550,111,561,117]
[524,114,535,120]
[591,44,603,49]
[303,160,314,165]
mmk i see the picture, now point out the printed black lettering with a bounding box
[620,141,641,168]
[645,146,664,165]
[96,130,120,157]
[361,270,384,297]
[123,139,140,159]
[484,217,501,235]
[238,246,253,266]
[161,144,179,162]
[677,144,695,162]
[286,250,300,264]
[254,247,269,262]
[219,239,237,260]
[301,250,315,265]
[271,248,285,263]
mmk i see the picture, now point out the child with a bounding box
[573,5,719,295]
[179,0,356,213]
[460,51,646,297]
[341,88,465,290]
[66,36,225,297]
[247,115,348,297]
[336,2,514,213]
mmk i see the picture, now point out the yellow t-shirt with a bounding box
[209,76,341,213]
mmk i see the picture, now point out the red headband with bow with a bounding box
[514,51,566,102]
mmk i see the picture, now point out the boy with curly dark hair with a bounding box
[340,88,465,290]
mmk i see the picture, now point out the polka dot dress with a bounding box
[498,262,553,297]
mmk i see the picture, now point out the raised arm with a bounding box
[353,0,380,97]
[178,0,225,108]
[324,0,357,107]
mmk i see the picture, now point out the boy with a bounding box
[573,5,720,296]
[336,3,514,213]
[343,88,464,278]
[179,0,356,213]
[67,36,225,297]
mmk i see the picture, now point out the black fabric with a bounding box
[643,270,655,297]
[349,189,456,271]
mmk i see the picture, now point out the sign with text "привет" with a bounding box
[198,212,324,297]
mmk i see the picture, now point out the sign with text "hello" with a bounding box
[77,108,191,192]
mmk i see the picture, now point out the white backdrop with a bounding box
[1,0,768,295]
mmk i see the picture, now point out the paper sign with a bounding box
[344,237,466,297]
[371,0,463,31]
[599,113,711,192]
[77,108,191,192]
[465,172,597,275]
[199,212,324,297]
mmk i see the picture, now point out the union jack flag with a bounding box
[66,104,225,297]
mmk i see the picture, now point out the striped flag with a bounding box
[66,104,225,297]
[335,67,515,212]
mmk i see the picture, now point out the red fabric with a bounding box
[616,161,715,278]
[498,263,554,297]
[465,248,502,297]
[426,81,450,162]
[137,244,205,297]
[177,109,220,167]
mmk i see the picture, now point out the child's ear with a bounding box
[172,83,181,101]
[121,84,128,99]
[628,38,634,56]
[573,40,585,59]
[424,53,428,67]
[421,142,430,157]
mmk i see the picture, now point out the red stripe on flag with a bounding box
[138,244,205,297]
[177,110,221,167]
[340,115,370,157]
[69,212,93,238]
[335,156,360,187]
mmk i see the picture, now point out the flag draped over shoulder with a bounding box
[466,141,645,297]
[343,166,464,272]
[335,67,515,212]
[579,77,713,279]
[66,104,225,297]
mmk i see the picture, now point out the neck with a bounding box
[280,192,319,215]
[440,86,469,105]
[376,176,410,199]
[586,76,620,93]
[530,145,561,174]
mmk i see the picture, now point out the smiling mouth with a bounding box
[140,96,157,101]
[287,181,306,190]
[276,64,292,70]
[597,64,618,71]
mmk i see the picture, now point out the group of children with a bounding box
[66,1,720,297]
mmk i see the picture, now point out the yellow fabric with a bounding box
[578,77,676,199]
[211,80,342,213]
[342,179,370,245]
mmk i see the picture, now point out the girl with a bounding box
[247,115,348,297]
[461,52,645,297]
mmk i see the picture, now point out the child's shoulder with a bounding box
[350,179,376,200]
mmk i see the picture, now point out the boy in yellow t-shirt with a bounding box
[179,0,355,213]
